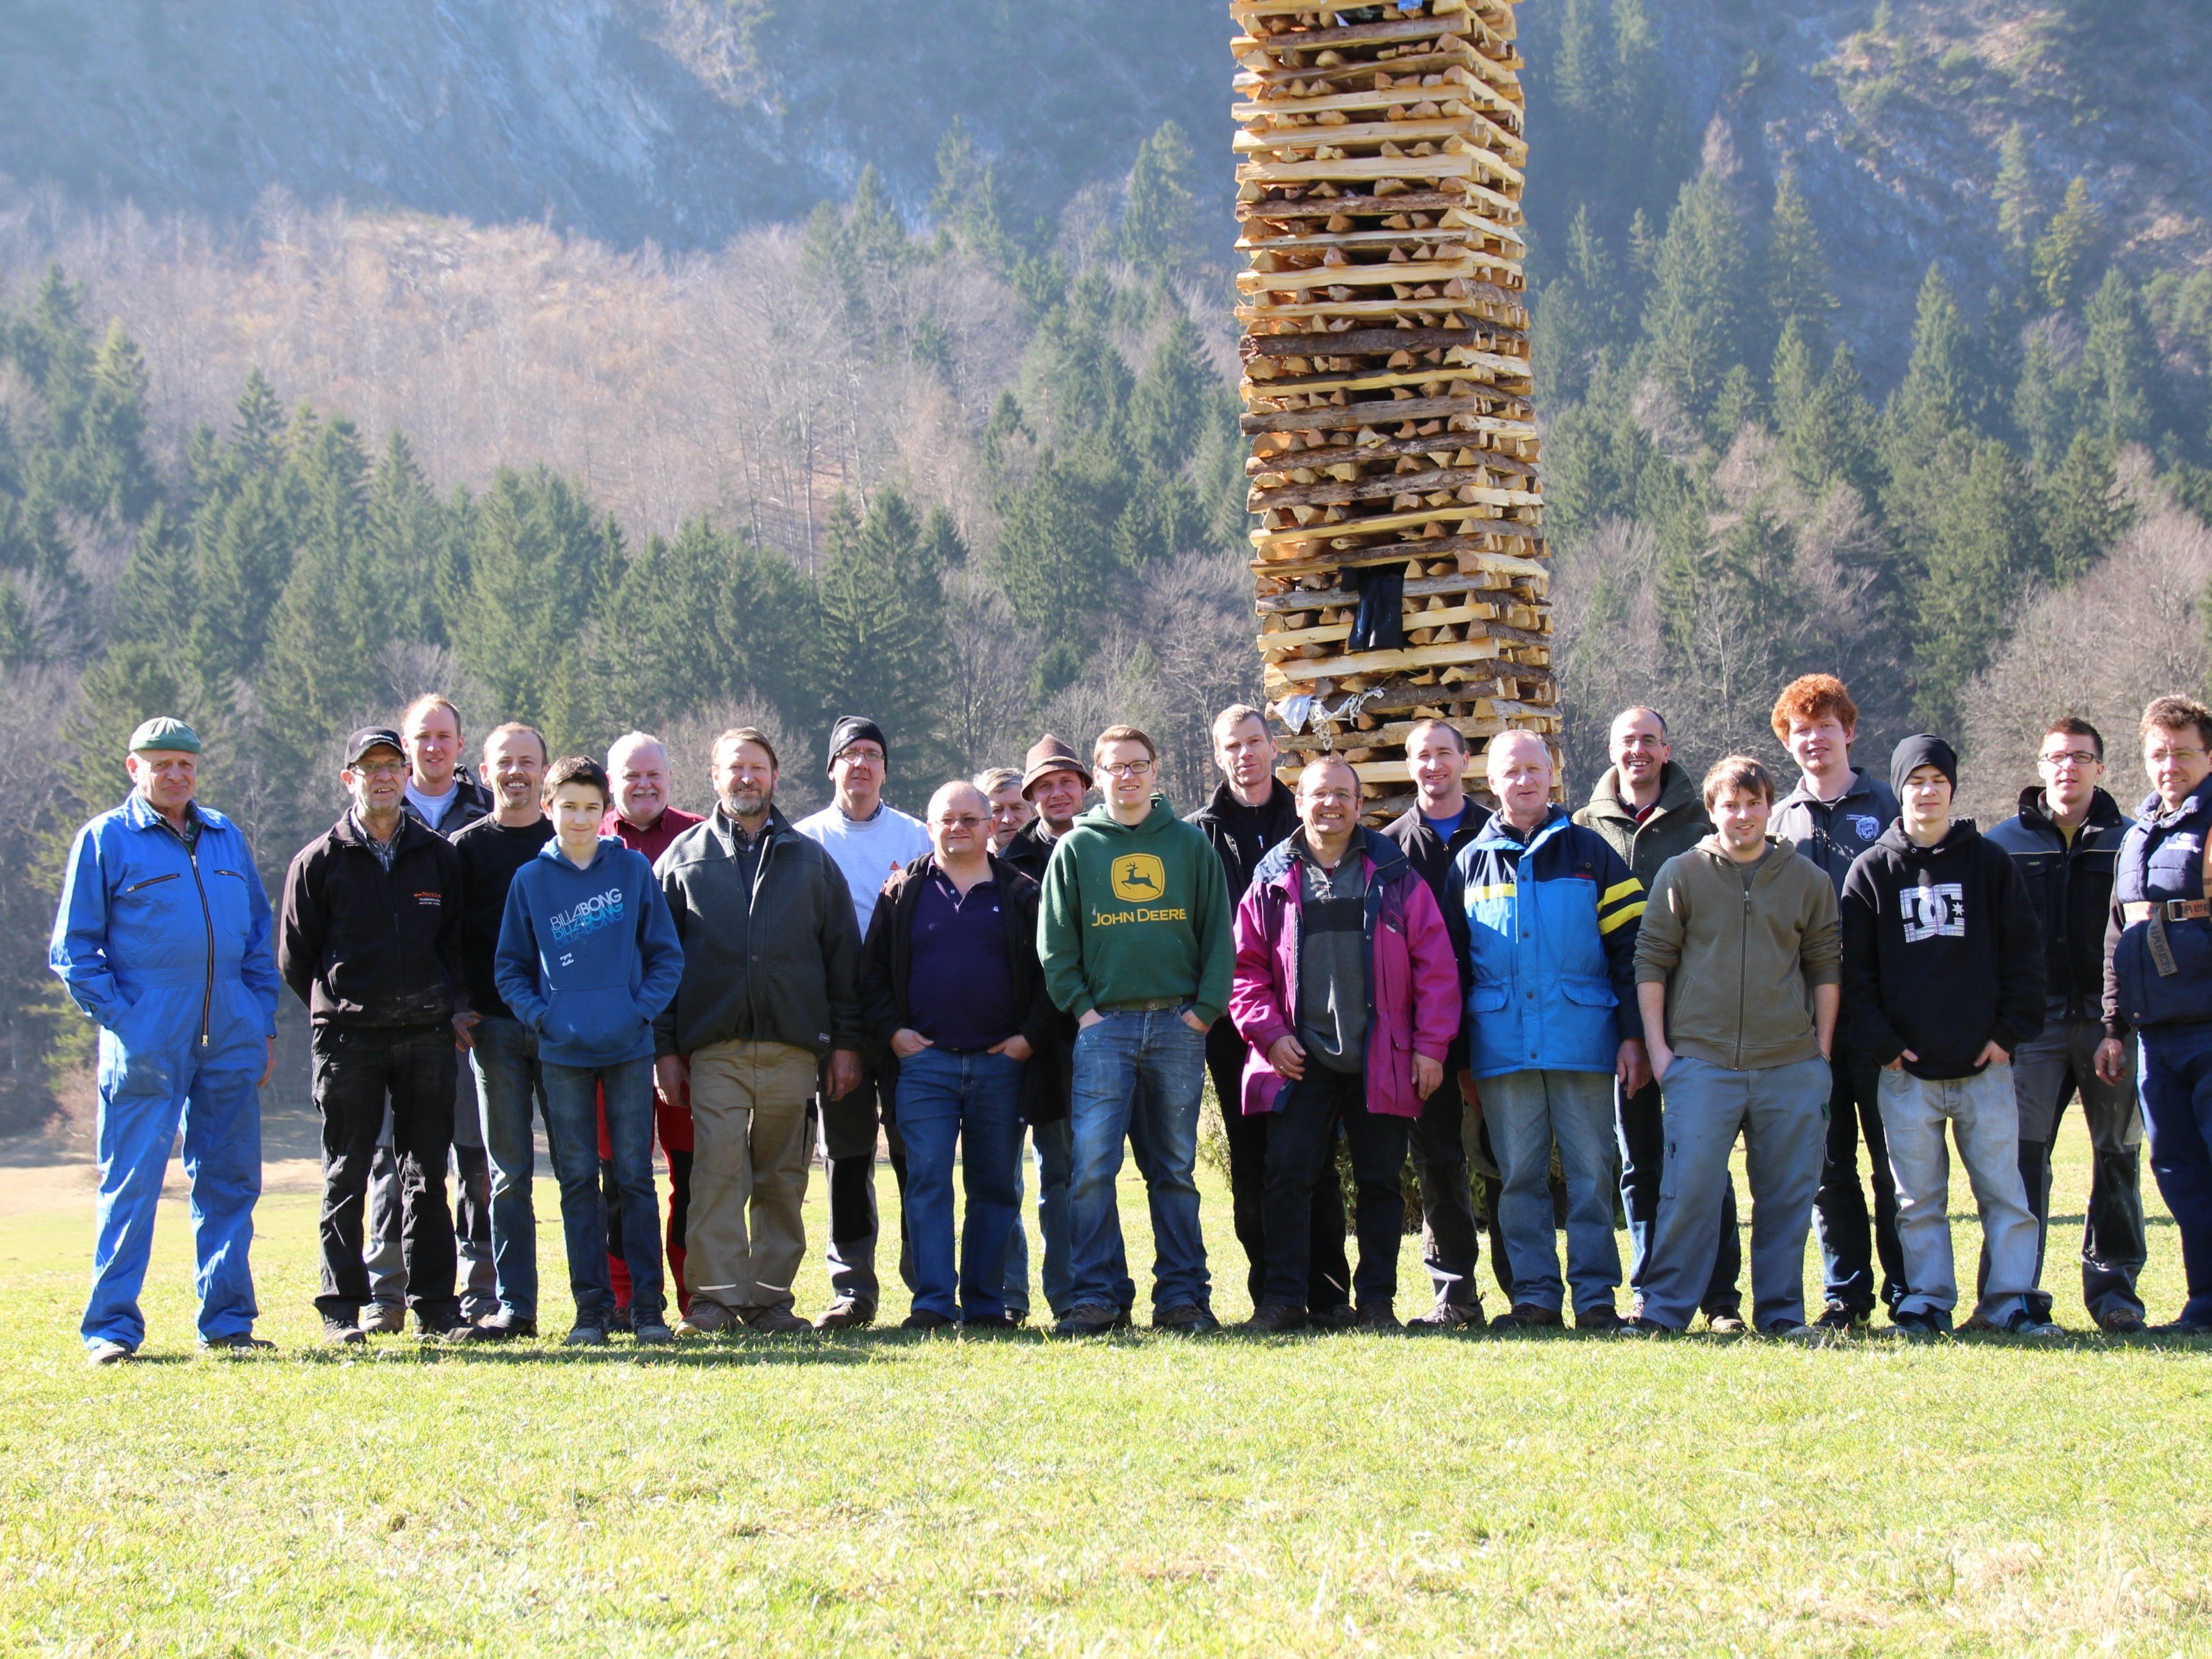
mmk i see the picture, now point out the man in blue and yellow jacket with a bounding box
[1451,730,1648,1332]
[50,717,281,1364]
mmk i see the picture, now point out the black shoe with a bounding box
[1575,1305,1625,1332]
[1813,1302,1866,1332]
[2098,1313,2148,1335]
[1407,1300,1486,1333]
[453,1310,539,1343]
[1309,1303,1360,1330]
[1152,1303,1220,1333]
[1997,1308,2064,1339]
[961,1313,1019,1331]
[2150,1316,2212,1336]
[197,1333,276,1354]
[1891,1308,1950,1342]
[1050,1304,1129,1337]
[1704,1310,1748,1335]
[1242,1301,1309,1333]
[322,1316,367,1347]
[1623,1316,1674,1336]
[1491,1302,1566,1333]
[1353,1304,1403,1332]
[900,1310,954,1331]
[414,1304,470,1339]
[815,1299,876,1331]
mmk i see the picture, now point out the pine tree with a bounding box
[1119,121,1204,273]
[78,323,159,524]
[2042,431,2130,584]
[1638,171,1759,428]
[991,452,1123,645]
[1764,169,1837,357]
[1913,440,2044,730]
[1782,344,1883,506]
[1889,265,1981,445]
[1769,317,1820,434]
[1124,312,1216,471]
[920,504,970,570]
[812,488,951,780]
[2082,267,2160,448]
[928,118,1016,270]
[366,429,459,647]
[2033,177,2104,312]
[1609,0,1695,233]
[1994,123,2042,262]
[2012,323,2091,468]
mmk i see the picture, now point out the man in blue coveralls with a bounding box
[50,717,281,1364]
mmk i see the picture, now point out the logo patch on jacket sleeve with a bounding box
[414,891,442,906]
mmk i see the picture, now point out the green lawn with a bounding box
[2,1133,2209,1656]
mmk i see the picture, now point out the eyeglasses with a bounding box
[1304,790,1358,807]
[352,761,408,779]
[2148,748,2208,765]
[834,746,885,766]
[1100,761,1154,778]
[2039,750,2101,770]
[934,814,988,831]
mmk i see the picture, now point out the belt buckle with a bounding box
[2168,899,2201,923]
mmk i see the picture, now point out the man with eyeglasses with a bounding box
[793,716,931,1329]
[278,727,471,1345]
[1986,718,2146,1332]
[2097,696,2212,1333]
[1039,725,1234,1335]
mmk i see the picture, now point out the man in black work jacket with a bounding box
[278,726,470,1345]
[1186,704,1347,1321]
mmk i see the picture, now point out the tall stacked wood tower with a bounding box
[1232,0,1556,818]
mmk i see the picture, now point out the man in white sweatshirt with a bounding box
[794,716,931,1327]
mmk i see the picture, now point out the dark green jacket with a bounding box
[1037,797,1234,1025]
[652,806,863,1059]
[1573,761,1714,888]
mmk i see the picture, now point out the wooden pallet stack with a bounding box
[1231,0,1560,818]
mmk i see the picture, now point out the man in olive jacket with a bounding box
[1573,706,1738,1326]
[653,727,863,1334]
[1632,756,1840,1335]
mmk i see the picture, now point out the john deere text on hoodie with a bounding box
[1037,796,1234,1025]
[495,838,685,1068]
[1840,819,2046,1079]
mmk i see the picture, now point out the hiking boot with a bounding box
[86,1339,134,1366]
[1704,1310,1748,1336]
[1891,1308,1949,1343]
[1309,1304,1360,1330]
[748,1307,814,1335]
[815,1299,875,1332]
[1623,1316,1674,1336]
[1575,1304,1626,1333]
[197,1333,276,1355]
[1407,1300,1486,1333]
[416,1310,472,1341]
[1998,1308,2064,1339]
[606,1305,634,1335]
[2151,1316,2212,1335]
[321,1316,367,1347]
[674,1302,736,1337]
[961,1313,1019,1331]
[1490,1303,1565,1333]
[358,1302,406,1336]
[900,1310,954,1332]
[1353,1304,1403,1332]
[1050,1304,1128,1338]
[632,1322,674,1346]
[1152,1303,1220,1334]
[1241,1300,1309,1334]
[1813,1302,1865,1332]
[563,1326,608,1347]
[1761,1320,1823,1344]
[452,1310,538,1343]
[2098,1312,2148,1335]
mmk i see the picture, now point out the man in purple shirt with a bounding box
[860,782,1058,1329]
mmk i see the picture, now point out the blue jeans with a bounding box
[1479,1067,1622,1315]
[471,1016,549,1321]
[543,1056,663,1327]
[1066,1009,1210,1316]
[83,1028,262,1351]
[2137,1022,2212,1327]
[1004,1115,1075,1318]
[896,1047,1027,1319]
[1880,1062,2039,1325]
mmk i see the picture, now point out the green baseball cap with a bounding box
[127,716,201,754]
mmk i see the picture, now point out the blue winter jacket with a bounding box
[1451,806,1645,1079]
[495,838,684,1067]
[50,793,281,1061]
[2103,772,2212,1038]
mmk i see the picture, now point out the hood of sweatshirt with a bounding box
[1688,835,1802,886]
[1073,796,1181,838]
[1871,818,1981,867]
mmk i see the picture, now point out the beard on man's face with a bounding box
[720,781,773,819]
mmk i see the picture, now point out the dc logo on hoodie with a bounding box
[1902,882,1967,943]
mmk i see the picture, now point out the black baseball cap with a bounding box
[344,727,407,767]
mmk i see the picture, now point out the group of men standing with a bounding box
[48,671,2212,1358]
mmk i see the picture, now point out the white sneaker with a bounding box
[86,1339,134,1366]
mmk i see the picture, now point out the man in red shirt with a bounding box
[600,731,706,1313]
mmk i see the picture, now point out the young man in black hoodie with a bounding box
[1841,736,2053,1338]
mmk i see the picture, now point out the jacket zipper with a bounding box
[187,842,215,1048]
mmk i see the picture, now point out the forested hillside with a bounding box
[4,0,2212,1130]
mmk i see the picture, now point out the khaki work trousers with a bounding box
[685,1040,817,1316]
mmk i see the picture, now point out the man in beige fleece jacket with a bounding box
[1631,755,1842,1336]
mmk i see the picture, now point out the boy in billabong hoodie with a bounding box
[494,756,683,1346]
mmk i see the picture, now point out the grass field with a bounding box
[3,1126,2210,1656]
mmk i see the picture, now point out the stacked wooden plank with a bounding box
[1231,0,1560,819]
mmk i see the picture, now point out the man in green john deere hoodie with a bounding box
[1573,705,1741,1330]
[1038,724,1234,1336]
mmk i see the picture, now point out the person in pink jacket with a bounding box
[1230,755,1462,1330]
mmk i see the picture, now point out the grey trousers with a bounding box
[1981,1016,2146,1327]
[1642,1055,1829,1330]
[1880,1062,2040,1325]
[368,1066,496,1318]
